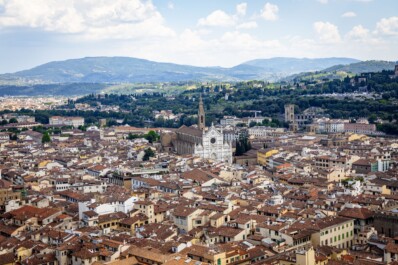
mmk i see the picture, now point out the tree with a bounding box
[143,148,155,161]
[368,114,377,124]
[9,118,18,124]
[235,140,244,156]
[128,133,139,140]
[235,136,251,156]
[236,123,247,127]
[145,130,160,143]
[249,121,257,128]
[42,132,51,144]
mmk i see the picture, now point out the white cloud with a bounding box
[313,21,341,43]
[345,25,383,45]
[236,3,247,16]
[0,0,175,39]
[220,31,280,50]
[198,10,235,27]
[167,2,174,10]
[346,25,369,39]
[376,16,398,36]
[261,3,278,21]
[236,21,258,30]
[342,12,357,18]
[134,28,282,67]
[197,3,249,27]
[317,0,328,4]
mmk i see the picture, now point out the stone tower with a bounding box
[284,104,295,123]
[198,95,205,130]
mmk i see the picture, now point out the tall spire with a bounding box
[198,94,205,130]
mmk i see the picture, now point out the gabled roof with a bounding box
[176,126,203,138]
[181,168,216,184]
[338,207,375,220]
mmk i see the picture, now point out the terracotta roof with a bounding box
[0,252,14,265]
[98,212,127,223]
[176,125,203,138]
[172,207,198,217]
[338,207,375,220]
[119,213,148,226]
[181,168,216,184]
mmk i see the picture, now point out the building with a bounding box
[314,155,359,170]
[99,119,107,128]
[219,116,267,127]
[248,126,285,138]
[222,127,248,143]
[49,116,84,128]
[344,123,376,134]
[313,118,346,133]
[352,159,378,174]
[153,110,179,121]
[172,96,233,163]
[198,95,205,130]
[295,113,318,127]
[257,148,279,166]
[0,179,21,212]
[311,216,355,249]
[16,115,35,123]
[171,207,204,233]
[220,116,240,126]
[338,207,375,236]
[284,104,295,123]
[374,211,398,238]
[0,132,9,142]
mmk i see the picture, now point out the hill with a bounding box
[282,60,397,82]
[0,56,360,86]
[240,57,360,74]
[322,60,396,74]
[0,57,232,84]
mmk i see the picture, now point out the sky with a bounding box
[0,0,397,73]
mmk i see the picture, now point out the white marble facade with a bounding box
[194,125,232,164]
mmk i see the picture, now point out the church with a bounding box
[172,96,233,164]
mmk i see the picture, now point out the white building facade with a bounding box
[194,125,233,164]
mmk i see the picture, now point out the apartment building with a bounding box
[49,116,84,128]
[311,216,355,249]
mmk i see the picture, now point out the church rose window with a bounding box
[211,138,216,144]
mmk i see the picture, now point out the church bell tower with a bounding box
[198,95,205,130]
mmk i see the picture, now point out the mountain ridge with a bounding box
[281,60,397,82]
[0,56,361,84]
